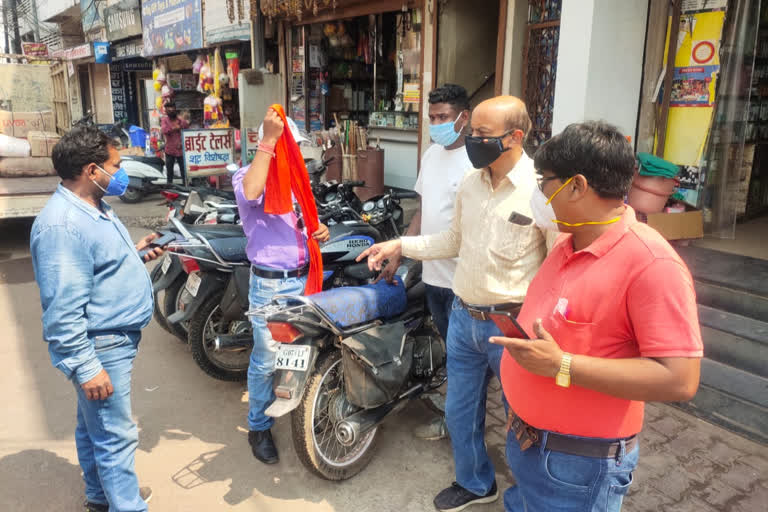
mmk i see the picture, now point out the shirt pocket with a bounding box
[543,311,595,355]
[487,212,531,263]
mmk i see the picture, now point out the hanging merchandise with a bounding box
[198,57,214,94]
[213,47,225,98]
[204,95,224,126]
[226,50,240,89]
[192,54,205,74]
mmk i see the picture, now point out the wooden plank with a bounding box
[637,0,669,154]
[0,176,60,196]
[656,0,681,157]
[495,0,508,96]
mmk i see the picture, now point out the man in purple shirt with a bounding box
[161,102,190,184]
[233,108,329,464]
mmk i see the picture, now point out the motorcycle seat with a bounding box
[122,155,166,168]
[186,223,245,239]
[208,237,249,262]
[307,277,407,328]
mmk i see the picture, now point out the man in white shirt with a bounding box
[359,96,546,511]
[378,84,472,440]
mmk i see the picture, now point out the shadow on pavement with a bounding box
[0,449,83,510]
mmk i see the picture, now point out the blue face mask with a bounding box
[94,165,129,196]
[429,113,464,147]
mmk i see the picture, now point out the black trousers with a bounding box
[166,154,186,184]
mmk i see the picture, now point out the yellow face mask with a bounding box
[537,176,621,228]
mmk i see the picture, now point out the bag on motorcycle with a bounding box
[342,322,413,409]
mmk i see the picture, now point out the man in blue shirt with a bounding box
[30,127,163,512]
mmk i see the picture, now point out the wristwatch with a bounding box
[555,353,573,388]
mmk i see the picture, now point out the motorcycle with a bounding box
[255,258,443,480]
[165,186,412,381]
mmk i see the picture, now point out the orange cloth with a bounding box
[263,105,323,295]
[501,206,703,439]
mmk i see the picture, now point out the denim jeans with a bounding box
[425,284,455,341]
[247,272,307,431]
[445,298,506,496]
[504,430,639,511]
[73,332,147,512]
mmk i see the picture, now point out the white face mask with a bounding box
[530,187,560,232]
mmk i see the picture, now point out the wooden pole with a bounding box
[655,0,682,158]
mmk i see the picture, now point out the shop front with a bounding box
[264,0,510,190]
[51,42,113,126]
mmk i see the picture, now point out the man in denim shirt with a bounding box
[30,127,164,512]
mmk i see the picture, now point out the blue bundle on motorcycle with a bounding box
[309,277,407,328]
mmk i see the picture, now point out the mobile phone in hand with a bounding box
[488,310,530,339]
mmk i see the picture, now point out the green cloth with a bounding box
[637,152,680,179]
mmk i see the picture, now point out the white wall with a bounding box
[552,0,648,139]
[38,0,80,23]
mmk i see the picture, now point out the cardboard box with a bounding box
[27,131,61,157]
[0,110,56,138]
[646,208,704,240]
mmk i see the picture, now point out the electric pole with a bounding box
[8,0,21,54]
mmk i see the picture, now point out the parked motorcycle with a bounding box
[256,258,442,480]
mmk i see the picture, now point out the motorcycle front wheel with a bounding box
[119,186,144,203]
[291,350,379,481]
[187,290,250,381]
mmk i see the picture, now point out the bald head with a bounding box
[471,96,532,140]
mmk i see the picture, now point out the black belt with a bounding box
[457,297,522,321]
[507,410,637,458]
[251,264,309,280]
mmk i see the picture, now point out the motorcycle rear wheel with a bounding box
[291,350,379,480]
[188,290,249,381]
[150,265,169,332]
[119,187,144,203]
[162,275,190,341]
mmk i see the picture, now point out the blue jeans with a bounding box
[504,430,639,511]
[445,298,506,496]
[425,284,455,341]
[73,332,147,512]
[247,272,307,431]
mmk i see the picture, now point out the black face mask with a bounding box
[465,130,514,169]
[168,111,178,119]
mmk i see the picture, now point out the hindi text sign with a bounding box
[182,129,235,177]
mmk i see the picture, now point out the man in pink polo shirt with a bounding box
[490,121,703,511]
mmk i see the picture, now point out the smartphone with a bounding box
[138,232,177,259]
[488,310,530,339]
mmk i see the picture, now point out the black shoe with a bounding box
[433,481,499,512]
[248,429,279,464]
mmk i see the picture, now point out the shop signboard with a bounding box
[52,43,93,60]
[22,42,49,58]
[94,42,111,64]
[244,129,260,163]
[203,0,252,44]
[81,0,106,32]
[110,63,128,122]
[182,128,235,177]
[141,0,203,57]
[112,38,144,60]
[105,0,143,41]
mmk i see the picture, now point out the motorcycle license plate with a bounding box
[161,254,172,274]
[185,272,202,296]
[275,345,311,372]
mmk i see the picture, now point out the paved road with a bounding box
[0,199,765,511]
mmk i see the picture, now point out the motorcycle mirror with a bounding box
[226,163,239,175]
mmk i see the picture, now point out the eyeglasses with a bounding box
[536,175,559,192]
